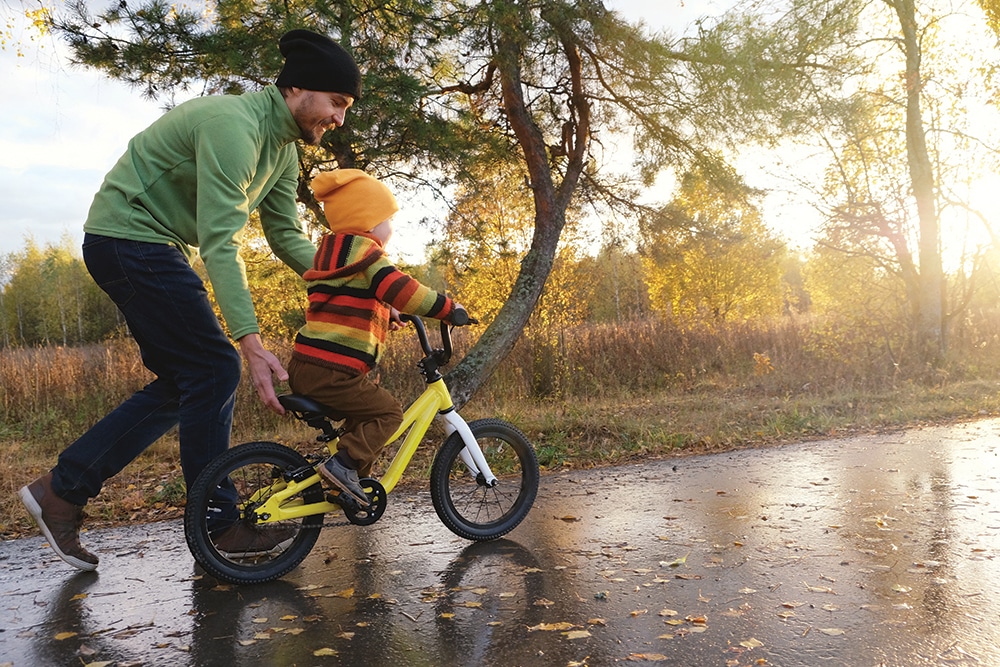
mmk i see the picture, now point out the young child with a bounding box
[288,169,465,506]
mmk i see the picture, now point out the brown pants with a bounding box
[287,358,404,477]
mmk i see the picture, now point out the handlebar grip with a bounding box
[450,308,470,327]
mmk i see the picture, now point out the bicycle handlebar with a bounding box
[398,311,477,363]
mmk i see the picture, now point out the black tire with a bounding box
[430,419,539,540]
[184,441,324,585]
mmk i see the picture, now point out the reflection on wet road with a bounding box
[2,419,999,666]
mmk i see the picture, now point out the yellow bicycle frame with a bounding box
[250,378,456,524]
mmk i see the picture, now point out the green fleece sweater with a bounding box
[83,85,317,339]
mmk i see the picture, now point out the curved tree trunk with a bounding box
[446,2,591,408]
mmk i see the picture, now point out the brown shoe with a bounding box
[213,522,296,558]
[19,472,98,571]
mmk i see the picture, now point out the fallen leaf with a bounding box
[336,632,355,640]
[658,609,678,617]
[332,587,355,599]
[313,647,338,656]
[740,638,764,649]
[562,630,591,640]
[660,554,689,568]
[630,609,649,617]
[804,584,836,594]
[528,622,577,632]
[534,598,556,607]
[819,628,845,636]
[71,593,88,601]
[54,632,77,641]
[626,653,668,661]
[556,515,581,522]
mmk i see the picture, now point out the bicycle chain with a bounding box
[301,516,353,530]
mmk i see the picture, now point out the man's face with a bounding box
[287,89,355,145]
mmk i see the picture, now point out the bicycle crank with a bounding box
[327,478,387,526]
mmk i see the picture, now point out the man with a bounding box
[18,29,360,570]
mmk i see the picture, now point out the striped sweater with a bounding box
[292,232,455,375]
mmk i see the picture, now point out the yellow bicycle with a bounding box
[184,314,539,584]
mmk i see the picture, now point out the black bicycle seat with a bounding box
[278,394,347,421]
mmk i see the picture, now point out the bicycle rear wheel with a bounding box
[184,441,324,584]
[430,419,539,540]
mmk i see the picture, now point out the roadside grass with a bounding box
[4,376,999,539]
[6,318,1000,539]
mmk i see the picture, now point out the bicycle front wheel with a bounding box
[430,419,539,541]
[184,441,324,585]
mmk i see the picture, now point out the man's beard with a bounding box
[298,124,324,146]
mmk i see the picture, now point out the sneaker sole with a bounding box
[18,485,98,572]
[317,465,370,507]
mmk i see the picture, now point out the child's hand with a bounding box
[388,307,406,331]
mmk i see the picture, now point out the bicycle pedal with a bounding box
[327,490,360,512]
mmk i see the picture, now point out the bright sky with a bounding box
[0,0,801,263]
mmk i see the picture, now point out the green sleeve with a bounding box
[259,149,316,276]
[192,118,262,340]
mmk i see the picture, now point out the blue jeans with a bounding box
[52,234,241,523]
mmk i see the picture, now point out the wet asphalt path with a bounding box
[3,419,1000,666]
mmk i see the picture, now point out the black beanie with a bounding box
[275,29,362,99]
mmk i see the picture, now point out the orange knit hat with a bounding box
[312,169,399,233]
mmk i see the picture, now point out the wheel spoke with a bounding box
[184,442,324,584]
[431,419,539,541]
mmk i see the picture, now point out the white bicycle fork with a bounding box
[438,411,499,486]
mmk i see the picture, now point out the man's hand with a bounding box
[237,333,287,415]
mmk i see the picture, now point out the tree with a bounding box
[580,244,649,324]
[0,236,120,347]
[800,0,1000,366]
[641,168,787,324]
[39,0,862,404]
